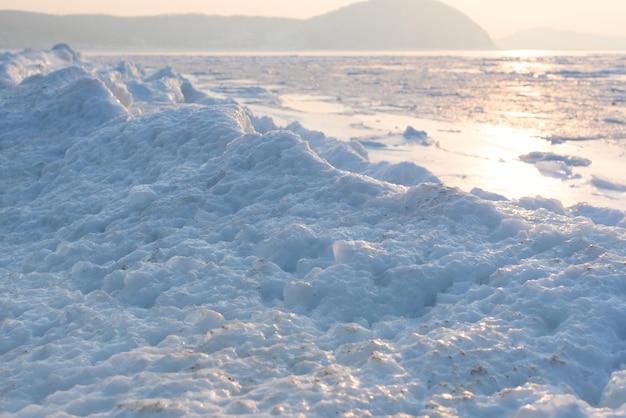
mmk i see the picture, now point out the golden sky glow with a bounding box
[0,0,623,38]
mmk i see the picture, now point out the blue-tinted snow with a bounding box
[1,46,626,417]
[115,52,626,209]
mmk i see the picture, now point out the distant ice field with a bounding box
[92,51,626,209]
[2,46,626,417]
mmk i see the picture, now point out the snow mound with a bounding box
[281,120,441,186]
[519,152,592,179]
[2,47,626,417]
[403,125,437,146]
[0,44,82,89]
[592,175,626,192]
[519,151,592,167]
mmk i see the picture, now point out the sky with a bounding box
[0,0,624,39]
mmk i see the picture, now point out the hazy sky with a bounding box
[0,0,624,39]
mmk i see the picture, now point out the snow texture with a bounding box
[2,46,626,417]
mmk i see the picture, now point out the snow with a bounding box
[2,45,626,417]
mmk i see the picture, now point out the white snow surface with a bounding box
[2,45,626,417]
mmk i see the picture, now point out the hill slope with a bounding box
[0,1,494,51]
[304,0,494,50]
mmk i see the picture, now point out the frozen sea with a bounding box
[91,50,626,209]
[2,45,626,417]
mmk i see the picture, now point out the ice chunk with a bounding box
[403,125,435,146]
[601,370,626,409]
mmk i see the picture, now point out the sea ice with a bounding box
[1,45,626,417]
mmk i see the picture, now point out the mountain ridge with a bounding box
[0,1,495,51]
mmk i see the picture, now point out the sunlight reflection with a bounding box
[502,50,553,58]
[488,57,559,136]
[499,58,554,77]
[477,124,547,157]
[280,94,348,114]
[462,124,558,199]
[475,156,559,200]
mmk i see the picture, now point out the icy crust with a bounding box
[0,44,80,89]
[2,47,626,417]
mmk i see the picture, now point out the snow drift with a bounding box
[1,46,626,417]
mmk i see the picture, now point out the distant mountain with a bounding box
[497,28,626,51]
[0,1,494,51]
[0,12,300,51]
[304,0,494,50]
